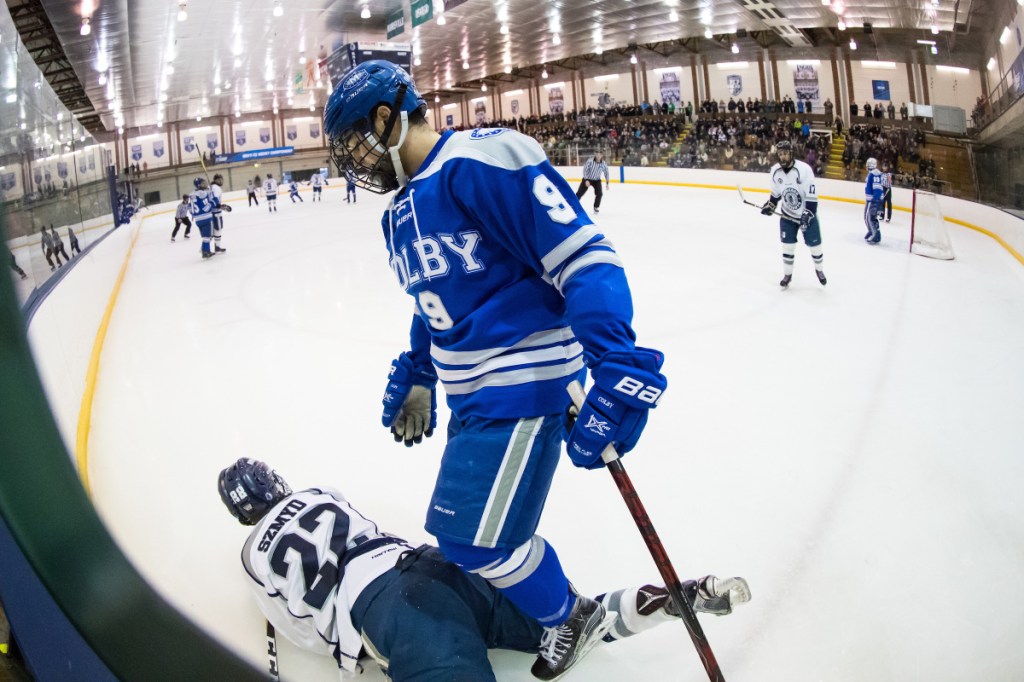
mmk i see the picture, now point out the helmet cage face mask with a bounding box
[328,85,410,195]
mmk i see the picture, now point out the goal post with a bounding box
[910,190,955,260]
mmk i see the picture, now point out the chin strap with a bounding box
[388,111,411,189]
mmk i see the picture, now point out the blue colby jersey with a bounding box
[865,169,884,202]
[191,188,214,222]
[381,128,636,420]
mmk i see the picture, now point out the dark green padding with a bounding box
[0,214,263,681]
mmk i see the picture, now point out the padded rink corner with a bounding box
[81,176,1024,682]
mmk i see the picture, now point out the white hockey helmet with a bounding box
[866,157,878,171]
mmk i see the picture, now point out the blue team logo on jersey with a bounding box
[781,187,803,213]
[470,128,505,140]
[342,69,370,90]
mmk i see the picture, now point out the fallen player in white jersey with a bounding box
[218,458,751,681]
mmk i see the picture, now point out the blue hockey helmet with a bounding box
[217,458,292,525]
[194,176,208,190]
[324,60,426,194]
[776,139,794,170]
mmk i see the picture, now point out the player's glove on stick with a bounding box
[760,198,777,216]
[381,352,437,447]
[566,347,667,469]
[799,209,814,232]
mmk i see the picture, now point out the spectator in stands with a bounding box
[886,102,896,120]
[834,116,844,136]
[823,98,834,126]
[861,101,870,118]
[873,103,884,119]
[797,98,805,114]
[685,101,693,122]
[900,103,909,120]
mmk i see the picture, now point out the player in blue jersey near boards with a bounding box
[324,61,668,681]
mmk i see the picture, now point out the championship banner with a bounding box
[131,144,143,161]
[793,64,820,108]
[872,80,891,101]
[659,71,681,104]
[79,157,87,173]
[286,125,298,141]
[410,0,433,27]
[57,161,68,179]
[511,99,519,115]
[726,74,742,96]
[207,133,218,150]
[0,172,16,191]
[260,127,271,143]
[153,140,165,157]
[387,7,405,38]
[236,130,246,146]
[310,123,320,139]
[33,168,42,185]
[88,153,95,170]
[183,136,196,153]
[474,100,487,125]
[547,86,564,114]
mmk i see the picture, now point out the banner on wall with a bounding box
[183,136,195,153]
[33,168,42,186]
[547,87,564,114]
[260,127,271,143]
[79,157,87,173]
[793,64,820,106]
[88,153,95,170]
[206,134,218,150]
[446,114,454,126]
[659,71,681,104]
[726,74,742,97]
[235,130,246,146]
[310,123,320,139]
[511,99,519,115]
[872,80,891,101]
[44,168,51,182]
[57,161,68,179]
[0,173,15,191]
[153,140,165,157]
[286,125,298,141]
[474,101,487,124]
[212,146,295,164]
[131,144,143,161]
[1009,49,1024,98]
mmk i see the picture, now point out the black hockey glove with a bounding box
[799,209,814,231]
[760,198,777,216]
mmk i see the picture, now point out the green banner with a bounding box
[410,0,433,27]
[386,7,405,39]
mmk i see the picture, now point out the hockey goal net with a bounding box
[910,190,955,260]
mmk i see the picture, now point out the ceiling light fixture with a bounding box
[553,33,561,45]
[987,57,996,71]
[541,67,548,78]
[166,64,175,75]
[500,24,509,35]
[360,5,371,19]
[273,2,283,17]
[837,19,846,30]
[731,43,739,54]
[505,65,512,74]
[630,53,638,64]
[437,13,446,25]
[930,45,938,54]
[98,72,107,85]
[80,17,91,36]
[414,56,422,66]
[234,57,242,68]
[434,94,440,102]
[669,9,679,21]
[481,83,487,91]
[299,56,307,65]
[177,2,187,21]
[931,24,939,34]
[462,60,470,69]
[849,38,857,50]
[704,27,713,39]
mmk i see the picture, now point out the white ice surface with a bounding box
[83,181,1024,681]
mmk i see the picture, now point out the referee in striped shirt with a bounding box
[576,151,610,213]
[880,162,893,223]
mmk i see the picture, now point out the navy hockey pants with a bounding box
[351,546,543,682]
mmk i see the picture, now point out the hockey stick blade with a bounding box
[266,620,280,680]
[567,381,726,682]
[737,184,761,208]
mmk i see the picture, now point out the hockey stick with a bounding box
[266,621,280,680]
[737,185,786,217]
[567,381,726,682]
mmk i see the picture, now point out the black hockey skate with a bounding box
[779,274,792,289]
[215,246,226,253]
[202,251,216,259]
[531,595,617,681]
[636,579,735,618]
[816,270,827,286]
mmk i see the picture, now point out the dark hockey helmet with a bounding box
[193,176,208,190]
[212,173,224,186]
[324,60,426,194]
[776,140,794,170]
[217,458,292,526]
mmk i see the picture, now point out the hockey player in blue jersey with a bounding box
[760,139,827,288]
[288,179,304,203]
[864,157,884,244]
[191,177,217,259]
[324,60,668,681]
[345,167,357,203]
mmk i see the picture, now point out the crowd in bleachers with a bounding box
[444,100,947,187]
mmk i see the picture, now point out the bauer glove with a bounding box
[381,352,437,447]
[566,347,667,469]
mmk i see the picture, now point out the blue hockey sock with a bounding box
[438,536,575,627]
